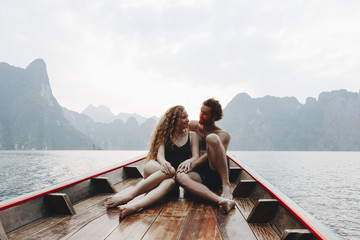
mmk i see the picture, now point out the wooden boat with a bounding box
[0,153,338,240]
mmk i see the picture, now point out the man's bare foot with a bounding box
[105,194,131,208]
[219,198,236,214]
[221,184,233,200]
[119,204,138,219]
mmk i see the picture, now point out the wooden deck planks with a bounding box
[7,215,72,240]
[105,214,156,240]
[0,221,7,240]
[179,202,221,240]
[72,178,142,214]
[9,193,115,239]
[6,176,270,240]
[141,198,190,240]
[64,208,120,240]
[142,215,186,240]
[250,223,281,240]
[105,200,165,240]
[214,225,223,240]
[73,194,110,213]
[26,202,109,240]
[8,179,141,240]
[112,178,142,193]
[160,198,192,216]
[9,208,104,240]
[213,205,257,240]
[235,197,255,219]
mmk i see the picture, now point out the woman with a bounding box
[105,105,199,218]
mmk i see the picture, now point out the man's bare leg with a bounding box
[106,160,175,208]
[206,134,232,200]
[176,172,235,213]
[119,178,175,218]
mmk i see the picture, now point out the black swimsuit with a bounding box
[165,134,191,170]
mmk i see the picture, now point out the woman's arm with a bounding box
[157,144,175,175]
[156,144,166,164]
[189,131,199,160]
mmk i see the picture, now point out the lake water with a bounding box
[0,151,359,240]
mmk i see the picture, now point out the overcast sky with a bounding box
[1,0,360,119]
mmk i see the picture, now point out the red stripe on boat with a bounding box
[0,156,146,211]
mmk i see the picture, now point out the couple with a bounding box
[105,98,235,218]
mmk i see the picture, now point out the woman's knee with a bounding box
[168,167,176,177]
[144,160,161,178]
[206,133,221,147]
[162,178,176,190]
[175,173,190,186]
[144,160,176,179]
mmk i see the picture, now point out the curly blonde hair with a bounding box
[147,105,185,162]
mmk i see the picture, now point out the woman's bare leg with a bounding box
[119,178,175,218]
[106,160,175,208]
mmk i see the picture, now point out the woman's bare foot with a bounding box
[105,194,131,208]
[119,204,138,219]
[219,197,236,214]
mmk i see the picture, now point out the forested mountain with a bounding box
[0,59,155,150]
[63,108,155,150]
[82,104,151,124]
[1,59,359,151]
[220,90,360,151]
[0,59,92,150]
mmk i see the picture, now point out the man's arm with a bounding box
[190,152,208,170]
[188,120,199,131]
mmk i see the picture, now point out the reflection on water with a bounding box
[0,150,147,202]
[0,150,359,240]
[231,151,360,240]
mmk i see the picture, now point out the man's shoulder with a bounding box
[215,128,230,138]
[214,128,231,147]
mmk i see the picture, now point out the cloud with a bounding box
[1,0,360,118]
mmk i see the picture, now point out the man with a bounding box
[176,98,235,213]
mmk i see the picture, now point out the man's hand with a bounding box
[177,160,192,174]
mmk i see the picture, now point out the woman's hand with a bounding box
[161,161,174,175]
[177,159,192,174]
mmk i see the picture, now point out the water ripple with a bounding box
[232,151,360,240]
[1,150,359,240]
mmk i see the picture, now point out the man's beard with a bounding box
[199,117,212,126]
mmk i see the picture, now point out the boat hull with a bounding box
[0,154,338,240]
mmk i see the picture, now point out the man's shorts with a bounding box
[194,158,230,189]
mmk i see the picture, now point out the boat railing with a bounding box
[0,154,147,211]
[227,153,339,240]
